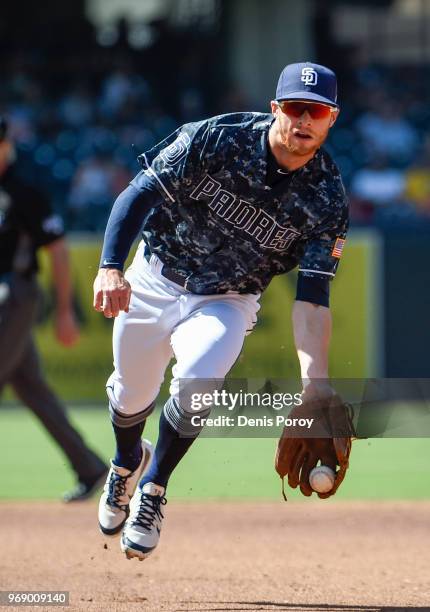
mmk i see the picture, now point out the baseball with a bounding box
[309,465,335,494]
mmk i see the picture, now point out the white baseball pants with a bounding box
[106,241,261,422]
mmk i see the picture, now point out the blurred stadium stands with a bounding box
[1,0,430,232]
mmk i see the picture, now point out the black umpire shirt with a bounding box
[0,169,64,276]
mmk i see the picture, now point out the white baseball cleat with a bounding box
[120,482,167,560]
[98,439,154,536]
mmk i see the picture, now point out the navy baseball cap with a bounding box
[276,62,338,108]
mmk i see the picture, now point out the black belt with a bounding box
[143,249,190,290]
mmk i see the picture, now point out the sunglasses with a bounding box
[276,100,336,120]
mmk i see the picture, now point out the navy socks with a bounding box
[112,420,145,472]
[140,409,197,489]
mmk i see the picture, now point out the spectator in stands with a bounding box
[58,83,95,128]
[99,65,151,121]
[404,140,430,216]
[68,154,130,231]
[351,156,406,207]
[356,97,419,165]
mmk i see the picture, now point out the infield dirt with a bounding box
[1,501,429,611]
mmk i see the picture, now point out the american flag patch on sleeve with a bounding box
[331,237,346,259]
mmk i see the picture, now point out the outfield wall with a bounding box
[384,231,430,377]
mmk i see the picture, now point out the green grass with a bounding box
[1,406,429,501]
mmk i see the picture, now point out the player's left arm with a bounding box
[275,178,352,498]
[279,299,354,499]
[293,176,349,388]
[292,300,331,386]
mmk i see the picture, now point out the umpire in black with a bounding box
[0,117,107,501]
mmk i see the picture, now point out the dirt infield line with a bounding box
[0,501,429,611]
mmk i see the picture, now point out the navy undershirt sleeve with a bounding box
[99,174,163,270]
[296,274,330,307]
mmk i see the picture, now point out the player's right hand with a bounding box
[93,268,131,318]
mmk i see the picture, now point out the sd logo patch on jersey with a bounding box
[160,133,191,166]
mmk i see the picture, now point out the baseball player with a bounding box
[94,62,349,559]
[0,117,107,502]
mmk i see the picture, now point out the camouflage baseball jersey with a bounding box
[131,112,348,295]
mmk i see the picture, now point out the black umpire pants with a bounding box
[0,274,105,481]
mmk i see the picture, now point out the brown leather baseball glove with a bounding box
[275,386,356,500]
